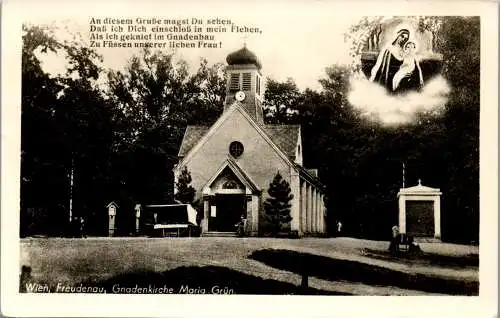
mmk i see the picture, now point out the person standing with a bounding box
[80,217,87,238]
[389,225,401,254]
[235,215,246,237]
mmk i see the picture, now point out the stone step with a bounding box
[202,231,238,238]
[414,237,441,243]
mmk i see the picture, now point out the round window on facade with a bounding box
[229,141,244,158]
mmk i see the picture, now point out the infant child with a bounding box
[392,41,423,91]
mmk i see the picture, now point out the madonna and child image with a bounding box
[361,19,443,95]
[349,18,451,126]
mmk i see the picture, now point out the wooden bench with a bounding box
[153,224,191,237]
[398,234,415,252]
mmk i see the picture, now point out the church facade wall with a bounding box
[180,109,292,198]
[178,109,296,235]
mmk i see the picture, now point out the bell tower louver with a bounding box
[223,45,264,124]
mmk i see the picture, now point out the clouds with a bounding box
[348,75,450,126]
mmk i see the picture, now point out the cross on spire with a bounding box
[242,34,248,47]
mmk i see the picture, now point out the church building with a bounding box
[174,46,326,236]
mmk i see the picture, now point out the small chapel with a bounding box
[174,46,326,236]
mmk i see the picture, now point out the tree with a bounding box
[107,50,226,205]
[263,172,294,235]
[263,77,301,124]
[21,23,110,236]
[436,17,479,242]
[261,65,360,236]
[338,16,480,242]
[174,166,196,204]
[21,24,65,226]
[189,58,226,124]
[295,64,362,234]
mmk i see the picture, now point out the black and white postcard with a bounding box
[1,1,498,317]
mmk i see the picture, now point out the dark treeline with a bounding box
[21,24,226,236]
[21,17,479,243]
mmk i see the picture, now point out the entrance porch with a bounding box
[200,158,261,236]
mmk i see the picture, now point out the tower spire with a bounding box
[224,45,264,123]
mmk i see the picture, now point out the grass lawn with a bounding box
[20,237,479,296]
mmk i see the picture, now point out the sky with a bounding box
[21,2,362,91]
[24,7,452,126]
[18,2,484,126]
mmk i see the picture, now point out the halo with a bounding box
[404,40,418,51]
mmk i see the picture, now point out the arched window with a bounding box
[222,180,239,189]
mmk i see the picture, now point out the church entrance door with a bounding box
[211,194,245,232]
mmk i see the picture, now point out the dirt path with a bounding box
[20,237,478,295]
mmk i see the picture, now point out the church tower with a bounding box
[224,45,264,124]
[176,44,326,237]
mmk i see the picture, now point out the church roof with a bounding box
[226,46,262,69]
[398,180,442,196]
[178,124,300,159]
[262,125,300,159]
[178,126,211,158]
[176,103,324,194]
[292,163,325,190]
[202,157,261,195]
